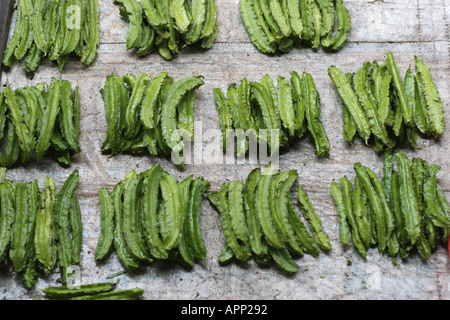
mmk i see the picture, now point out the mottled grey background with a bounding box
[0,0,449,300]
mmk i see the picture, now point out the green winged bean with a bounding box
[36,78,61,161]
[414,56,445,139]
[112,182,140,270]
[329,0,351,51]
[297,185,331,251]
[287,201,320,257]
[256,165,285,249]
[122,170,150,261]
[0,183,14,261]
[95,188,115,261]
[385,52,412,126]
[186,177,210,260]
[302,72,330,157]
[328,66,371,143]
[161,76,204,150]
[239,0,276,54]
[56,170,79,282]
[141,165,167,259]
[69,288,144,300]
[35,177,57,273]
[354,162,387,252]
[268,246,298,274]
[395,152,422,244]
[201,0,218,39]
[43,282,117,299]
[243,168,266,256]
[160,171,183,251]
[69,192,82,264]
[340,176,367,259]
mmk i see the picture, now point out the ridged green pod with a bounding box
[0,183,15,261]
[213,88,234,151]
[122,170,150,261]
[43,282,117,299]
[2,3,25,67]
[141,165,166,259]
[35,177,57,273]
[287,0,303,38]
[302,72,330,157]
[125,73,150,139]
[328,66,371,143]
[178,176,195,266]
[69,192,82,264]
[287,201,319,257]
[329,0,351,51]
[269,0,291,38]
[277,76,296,137]
[385,52,412,126]
[112,182,140,270]
[56,170,80,282]
[31,0,48,53]
[80,0,100,66]
[140,72,168,130]
[353,64,391,147]
[297,185,331,251]
[170,0,191,33]
[354,163,387,252]
[340,176,367,259]
[116,0,143,50]
[268,246,298,274]
[161,76,204,150]
[243,168,266,257]
[239,0,276,54]
[95,188,115,261]
[201,0,218,40]
[60,81,81,153]
[36,78,61,161]
[69,288,144,300]
[395,152,422,244]
[256,165,284,249]
[10,180,39,272]
[217,183,251,261]
[228,180,251,250]
[14,0,34,61]
[330,181,351,246]
[185,177,210,260]
[414,56,445,139]
[271,170,303,255]
[159,172,182,251]
[2,87,33,153]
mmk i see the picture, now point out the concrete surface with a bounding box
[0,0,449,300]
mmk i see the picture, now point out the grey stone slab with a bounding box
[0,0,449,300]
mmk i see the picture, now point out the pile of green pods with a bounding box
[239,0,351,54]
[213,71,330,158]
[2,0,100,73]
[95,164,210,269]
[328,53,445,151]
[100,72,204,169]
[331,151,450,263]
[114,0,218,60]
[208,164,332,274]
[0,78,81,168]
[0,169,81,288]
